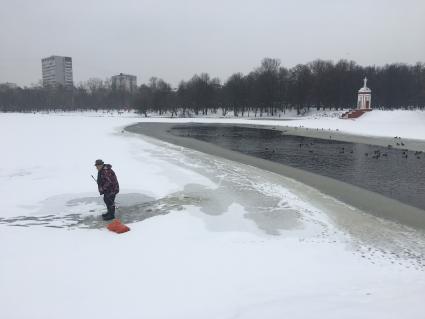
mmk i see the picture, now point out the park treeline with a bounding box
[1,58,424,115]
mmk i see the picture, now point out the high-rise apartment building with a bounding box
[41,56,73,89]
[111,73,137,93]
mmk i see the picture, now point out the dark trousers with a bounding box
[103,193,116,215]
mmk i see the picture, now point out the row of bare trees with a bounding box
[1,58,425,114]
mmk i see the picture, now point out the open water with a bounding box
[170,124,425,211]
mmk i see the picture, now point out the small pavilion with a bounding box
[341,77,373,119]
[357,77,372,110]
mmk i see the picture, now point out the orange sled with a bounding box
[107,219,130,234]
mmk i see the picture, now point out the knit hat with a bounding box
[94,159,104,166]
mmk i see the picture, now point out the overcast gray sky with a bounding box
[1,0,424,87]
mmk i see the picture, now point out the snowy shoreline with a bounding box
[130,109,425,151]
[3,108,425,143]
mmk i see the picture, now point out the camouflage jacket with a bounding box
[97,164,120,195]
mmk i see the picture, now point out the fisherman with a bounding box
[94,159,119,221]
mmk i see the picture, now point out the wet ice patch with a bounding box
[0,191,205,229]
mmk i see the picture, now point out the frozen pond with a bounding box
[2,113,425,319]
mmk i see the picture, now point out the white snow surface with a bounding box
[1,111,425,319]
[137,109,425,140]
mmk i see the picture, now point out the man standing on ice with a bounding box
[94,159,119,221]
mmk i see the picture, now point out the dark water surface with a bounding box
[170,124,425,211]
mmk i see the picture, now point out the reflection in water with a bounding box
[171,124,425,211]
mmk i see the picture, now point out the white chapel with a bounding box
[357,77,372,110]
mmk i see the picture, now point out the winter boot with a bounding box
[102,212,115,221]
[102,203,116,221]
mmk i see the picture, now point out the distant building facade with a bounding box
[111,73,137,93]
[357,77,372,110]
[41,55,73,89]
[0,82,18,89]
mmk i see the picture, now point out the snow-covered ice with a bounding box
[1,111,425,319]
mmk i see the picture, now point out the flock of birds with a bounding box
[181,125,424,161]
[275,128,424,160]
[362,137,422,160]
